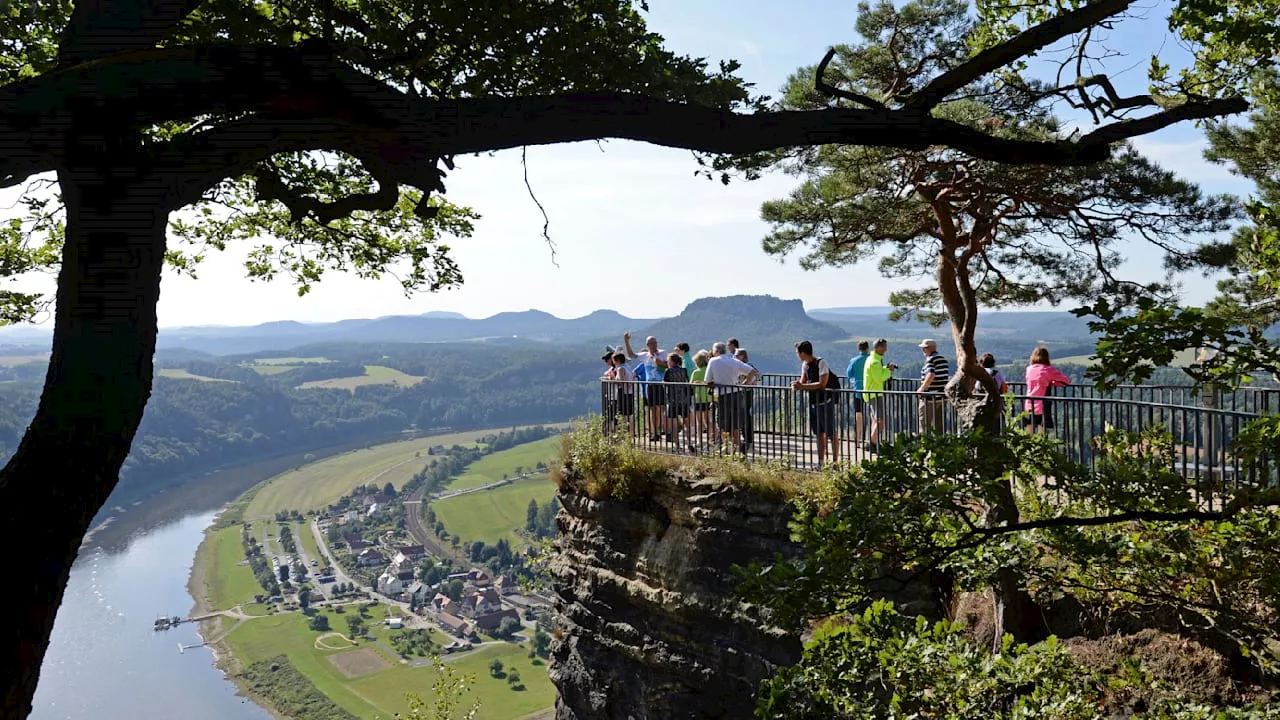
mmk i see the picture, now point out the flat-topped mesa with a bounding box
[547,467,943,720]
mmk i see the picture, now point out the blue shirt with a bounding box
[846,352,868,396]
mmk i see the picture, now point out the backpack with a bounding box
[805,358,840,403]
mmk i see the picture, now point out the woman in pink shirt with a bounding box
[1024,346,1070,432]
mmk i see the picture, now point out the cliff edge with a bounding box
[548,470,801,720]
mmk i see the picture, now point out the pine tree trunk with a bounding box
[934,236,1044,649]
[0,167,168,718]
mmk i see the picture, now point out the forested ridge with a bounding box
[0,344,603,509]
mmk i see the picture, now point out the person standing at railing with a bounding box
[863,339,898,454]
[688,350,715,452]
[606,351,636,436]
[704,342,758,455]
[663,352,696,453]
[979,353,1009,394]
[917,339,950,434]
[846,340,870,446]
[793,340,841,466]
[1025,346,1070,433]
[600,346,618,430]
[735,348,759,451]
[624,331,670,443]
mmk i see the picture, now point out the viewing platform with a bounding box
[598,375,1280,508]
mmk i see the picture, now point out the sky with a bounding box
[0,0,1260,329]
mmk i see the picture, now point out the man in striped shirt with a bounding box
[917,339,950,434]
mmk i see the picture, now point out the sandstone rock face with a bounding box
[548,473,802,720]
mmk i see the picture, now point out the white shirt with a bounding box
[705,354,755,393]
[636,349,668,383]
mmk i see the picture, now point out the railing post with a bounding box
[1202,381,1220,483]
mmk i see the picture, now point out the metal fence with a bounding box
[599,378,1277,506]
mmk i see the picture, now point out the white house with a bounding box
[377,571,403,596]
[357,549,386,567]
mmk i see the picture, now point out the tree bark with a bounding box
[0,162,168,718]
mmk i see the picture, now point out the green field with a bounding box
[222,609,554,720]
[194,524,262,611]
[1055,347,1199,368]
[433,476,558,547]
[158,368,236,383]
[243,427,549,518]
[299,365,427,390]
[448,437,562,492]
[254,357,334,365]
[248,364,301,375]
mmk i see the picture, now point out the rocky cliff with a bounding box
[547,471,802,720]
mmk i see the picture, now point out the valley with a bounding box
[189,427,565,720]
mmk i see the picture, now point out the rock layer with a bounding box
[548,472,802,720]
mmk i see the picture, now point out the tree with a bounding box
[532,628,551,658]
[307,614,330,632]
[526,499,539,534]
[750,0,1235,643]
[754,0,1236,433]
[277,565,289,583]
[506,669,522,688]
[0,1,1255,714]
[345,615,365,639]
[495,617,522,640]
[298,587,311,612]
[488,659,504,678]
[383,481,396,498]
[446,580,464,602]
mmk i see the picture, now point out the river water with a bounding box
[29,511,273,720]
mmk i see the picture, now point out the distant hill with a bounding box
[0,308,661,355]
[638,295,848,352]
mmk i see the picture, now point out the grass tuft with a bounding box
[555,416,826,503]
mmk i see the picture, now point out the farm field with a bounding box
[299,365,426,390]
[433,475,557,547]
[1055,347,1199,368]
[192,524,261,611]
[247,364,300,375]
[243,426,553,518]
[254,357,334,365]
[221,608,554,720]
[447,437,562,492]
[157,368,235,382]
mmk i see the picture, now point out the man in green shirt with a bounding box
[862,338,897,454]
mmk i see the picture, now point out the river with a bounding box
[23,438,384,720]
[29,510,273,720]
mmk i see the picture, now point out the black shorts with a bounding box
[644,384,666,406]
[717,392,748,431]
[615,391,635,416]
[666,403,690,419]
[1031,408,1055,429]
[810,403,836,435]
[693,401,713,412]
[852,396,865,413]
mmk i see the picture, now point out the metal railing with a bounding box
[599,378,1277,507]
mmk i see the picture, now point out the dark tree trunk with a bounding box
[934,233,1045,649]
[0,163,168,718]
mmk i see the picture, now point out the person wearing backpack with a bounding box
[792,340,841,466]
